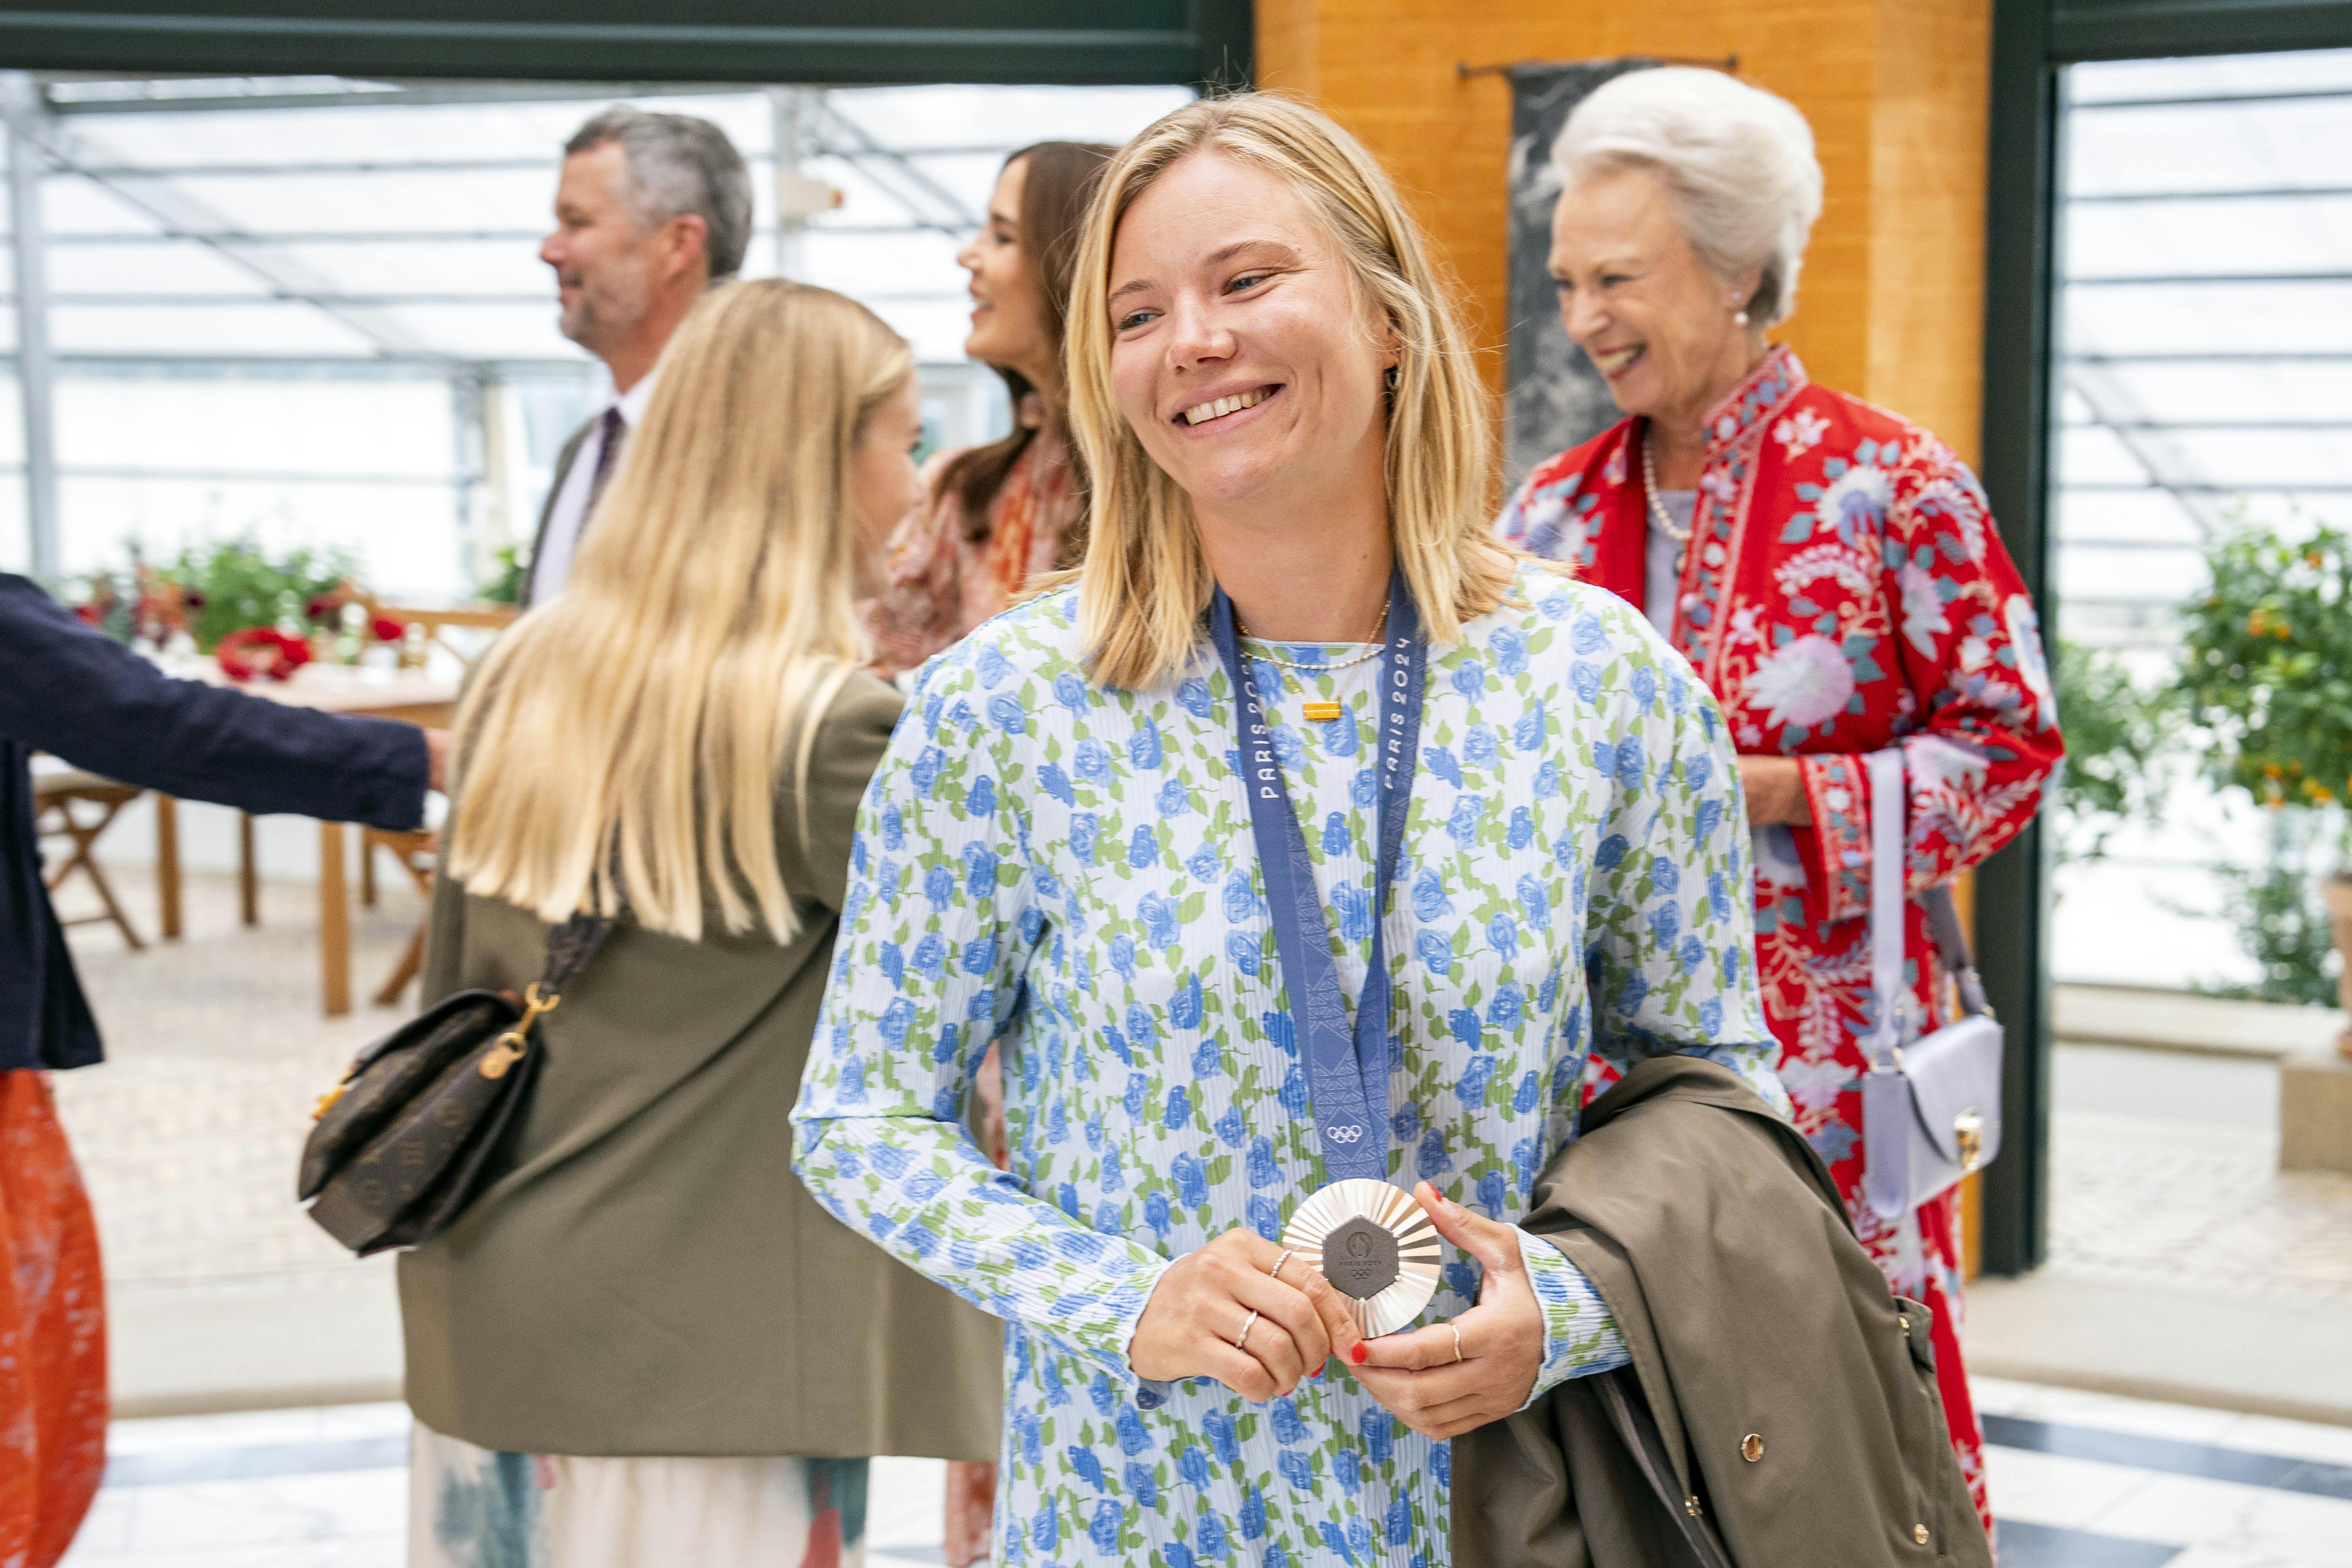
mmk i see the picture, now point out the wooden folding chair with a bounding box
[361,826,437,1006]
[36,769,147,949]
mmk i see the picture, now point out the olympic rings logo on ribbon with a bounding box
[1324,1123,1365,1145]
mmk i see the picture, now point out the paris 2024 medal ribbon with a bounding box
[1211,571,1439,1339]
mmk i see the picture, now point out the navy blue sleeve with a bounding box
[0,574,429,829]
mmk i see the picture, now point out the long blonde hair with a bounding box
[1063,93,1517,691]
[448,279,913,942]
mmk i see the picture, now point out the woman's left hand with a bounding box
[1348,1181,1543,1440]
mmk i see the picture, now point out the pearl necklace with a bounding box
[1641,428,1693,545]
[1237,603,1389,724]
[1237,603,1390,674]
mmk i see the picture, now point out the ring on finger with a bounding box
[1268,1249,1296,1281]
[1449,1323,1464,1364]
[1235,1309,1261,1350]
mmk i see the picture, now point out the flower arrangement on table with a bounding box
[72,536,415,682]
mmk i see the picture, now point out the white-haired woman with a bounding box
[795,93,1787,1564]
[1499,67,2063,1533]
[405,279,1001,1567]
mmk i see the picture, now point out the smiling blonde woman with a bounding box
[794,94,1789,1565]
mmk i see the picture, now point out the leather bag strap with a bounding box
[1866,748,1907,1070]
[538,909,614,995]
[1922,882,1992,1018]
[1867,748,1992,1054]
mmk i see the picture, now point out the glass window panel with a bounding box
[2063,281,2352,354]
[2054,49,2352,991]
[2068,361,2352,423]
[2066,102,2352,194]
[6,76,1191,601]
[51,304,379,356]
[43,240,274,296]
[54,377,452,478]
[2065,196,2352,278]
[2050,486,2203,546]
[57,475,461,597]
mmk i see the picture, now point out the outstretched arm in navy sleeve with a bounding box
[0,574,430,830]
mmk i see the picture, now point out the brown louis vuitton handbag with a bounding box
[298,911,612,1256]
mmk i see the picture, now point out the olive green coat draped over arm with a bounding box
[1452,1056,1990,1568]
[399,672,1003,1460]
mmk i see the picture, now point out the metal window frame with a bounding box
[1975,0,2352,1275]
[0,3,1256,89]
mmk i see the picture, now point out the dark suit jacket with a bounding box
[518,416,595,611]
[1,573,430,1071]
[1453,1057,1990,1568]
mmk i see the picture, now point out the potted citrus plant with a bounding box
[2176,517,2352,1050]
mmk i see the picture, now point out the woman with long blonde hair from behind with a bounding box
[402,279,1001,1568]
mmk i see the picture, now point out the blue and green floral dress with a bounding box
[793,561,1787,1567]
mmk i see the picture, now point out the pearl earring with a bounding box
[1735,308,1751,327]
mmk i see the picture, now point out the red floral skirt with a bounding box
[0,1070,108,1568]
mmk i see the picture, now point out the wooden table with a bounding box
[171,663,456,1016]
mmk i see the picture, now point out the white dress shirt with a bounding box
[528,370,659,603]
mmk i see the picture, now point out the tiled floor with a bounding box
[54,1379,2352,1566]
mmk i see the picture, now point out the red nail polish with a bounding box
[1310,1360,1325,1379]
[1349,1343,1368,1365]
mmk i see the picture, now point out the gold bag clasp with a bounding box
[480,983,561,1080]
[1954,1110,1985,1172]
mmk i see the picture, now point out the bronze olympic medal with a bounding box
[1279,1178,1441,1339]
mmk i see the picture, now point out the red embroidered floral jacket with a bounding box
[1499,345,2062,954]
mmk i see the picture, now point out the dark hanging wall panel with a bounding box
[0,0,1254,85]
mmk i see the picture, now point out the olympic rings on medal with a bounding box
[1235,1309,1260,1350]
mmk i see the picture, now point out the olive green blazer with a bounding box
[399,673,1002,1460]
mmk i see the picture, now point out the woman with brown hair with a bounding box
[864,138,1112,1564]
[866,140,1112,679]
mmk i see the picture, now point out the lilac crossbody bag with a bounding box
[1858,748,2005,1220]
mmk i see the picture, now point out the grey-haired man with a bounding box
[524,107,753,606]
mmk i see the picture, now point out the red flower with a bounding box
[216,626,315,682]
[74,604,101,624]
[371,616,407,644]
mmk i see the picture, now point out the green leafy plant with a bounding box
[158,536,355,653]
[2051,638,2176,864]
[2190,815,2346,1008]
[480,541,528,606]
[2176,518,2352,831]
[2174,514,2352,1006]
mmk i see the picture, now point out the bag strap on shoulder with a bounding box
[539,908,615,994]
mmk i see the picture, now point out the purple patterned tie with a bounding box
[582,405,627,523]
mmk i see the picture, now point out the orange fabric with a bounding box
[0,1071,107,1568]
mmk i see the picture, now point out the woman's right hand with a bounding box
[1130,1228,1365,1400]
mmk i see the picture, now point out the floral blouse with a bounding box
[865,394,1085,681]
[794,563,1788,1567]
